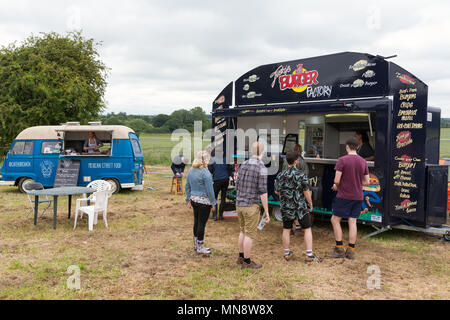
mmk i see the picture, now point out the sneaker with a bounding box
[241,260,262,269]
[305,254,323,263]
[345,248,355,260]
[196,246,211,255]
[236,256,245,265]
[284,251,294,261]
[330,246,346,259]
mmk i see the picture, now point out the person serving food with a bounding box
[83,132,104,154]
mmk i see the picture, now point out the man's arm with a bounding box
[260,193,270,222]
[258,164,270,222]
[362,174,370,186]
[303,190,313,210]
[332,171,342,191]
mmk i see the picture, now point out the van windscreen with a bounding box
[11,141,34,155]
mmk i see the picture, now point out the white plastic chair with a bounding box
[74,190,110,231]
[75,180,112,219]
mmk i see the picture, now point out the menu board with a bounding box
[388,64,428,224]
[53,160,81,187]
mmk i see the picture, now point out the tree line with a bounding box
[0,31,211,155]
[441,118,450,128]
[100,107,212,135]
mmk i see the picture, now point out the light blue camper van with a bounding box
[0,123,144,193]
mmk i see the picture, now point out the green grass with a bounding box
[139,133,211,166]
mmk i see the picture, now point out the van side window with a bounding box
[11,141,34,155]
[131,139,142,155]
[41,141,62,154]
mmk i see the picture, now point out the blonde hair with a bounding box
[251,142,264,157]
[192,151,210,169]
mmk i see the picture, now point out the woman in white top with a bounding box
[83,132,104,154]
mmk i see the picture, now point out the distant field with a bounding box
[139,134,211,166]
[140,129,450,165]
[440,128,450,158]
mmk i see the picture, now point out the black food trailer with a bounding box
[211,52,450,240]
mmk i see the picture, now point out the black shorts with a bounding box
[332,197,363,219]
[283,213,312,230]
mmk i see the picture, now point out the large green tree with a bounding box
[0,31,108,154]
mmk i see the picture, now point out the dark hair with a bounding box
[286,151,300,165]
[356,130,370,143]
[346,137,359,151]
[293,144,303,154]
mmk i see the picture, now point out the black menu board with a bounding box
[388,63,428,225]
[53,160,81,187]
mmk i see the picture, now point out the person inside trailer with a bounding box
[354,130,374,161]
[83,131,104,154]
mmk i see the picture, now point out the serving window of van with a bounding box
[281,113,376,167]
[59,131,113,157]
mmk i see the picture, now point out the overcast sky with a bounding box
[1,0,449,116]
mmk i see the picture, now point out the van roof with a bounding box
[15,125,136,140]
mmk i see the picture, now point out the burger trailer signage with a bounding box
[212,52,449,238]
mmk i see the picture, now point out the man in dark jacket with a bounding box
[208,150,234,221]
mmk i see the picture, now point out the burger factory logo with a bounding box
[349,60,376,72]
[396,131,413,148]
[270,64,319,92]
[243,84,250,91]
[396,73,416,86]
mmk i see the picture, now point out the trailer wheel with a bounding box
[444,232,450,242]
[273,207,283,222]
[103,178,121,194]
[18,177,35,194]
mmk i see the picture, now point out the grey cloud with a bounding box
[0,0,449,116]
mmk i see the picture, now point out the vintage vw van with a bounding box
[0,123,144,193]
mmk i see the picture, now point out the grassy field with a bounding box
[0,166,449,300]
[0,130,449,300]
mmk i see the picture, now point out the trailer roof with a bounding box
[15,125,135,140]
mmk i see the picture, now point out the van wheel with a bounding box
[18,178,35,194]
[103,178,121,194]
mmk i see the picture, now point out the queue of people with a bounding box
[182,131,373,268]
